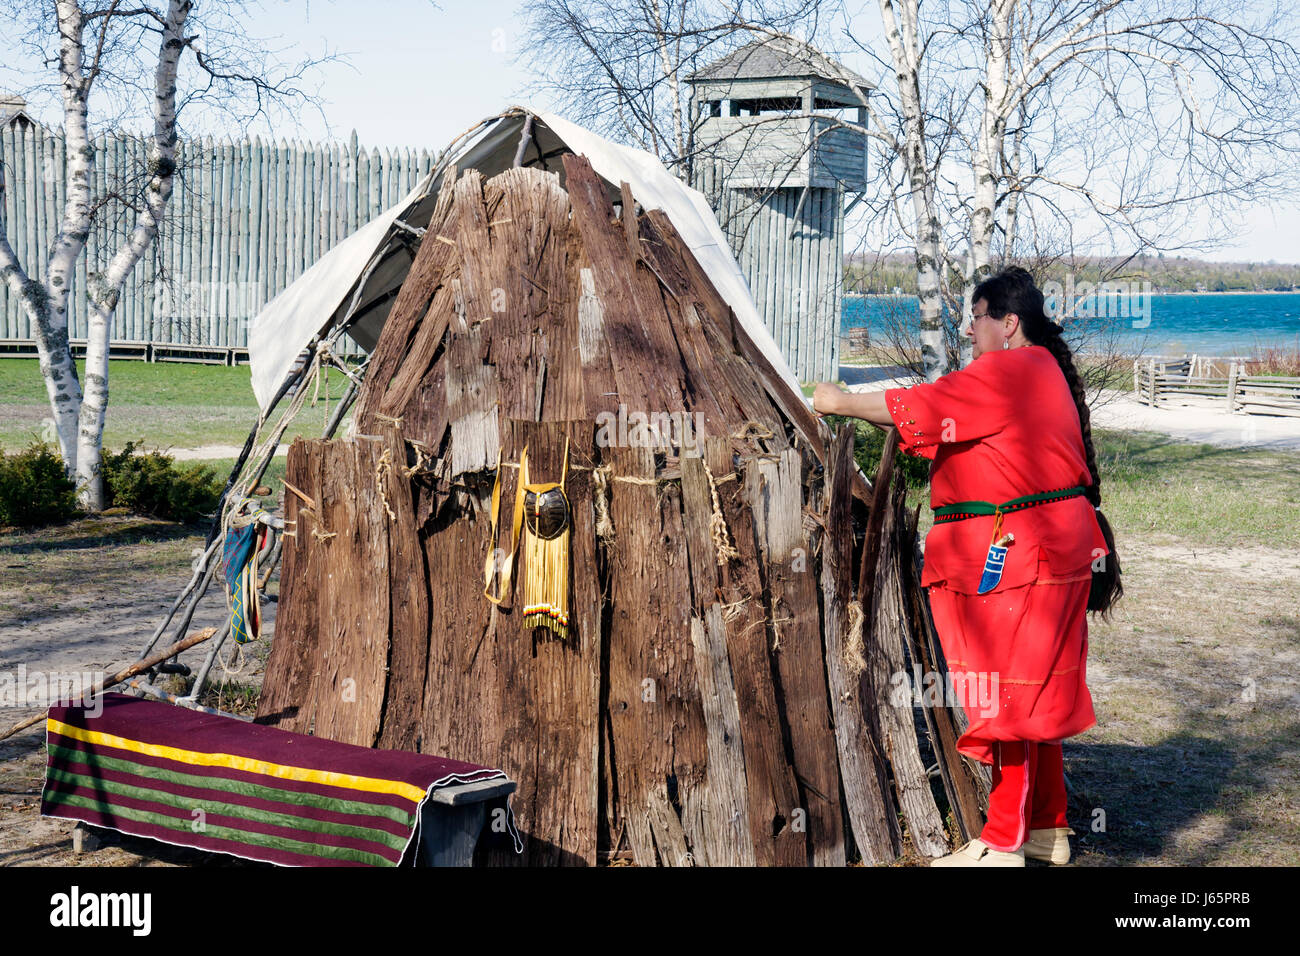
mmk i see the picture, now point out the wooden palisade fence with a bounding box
[0,123,433,359]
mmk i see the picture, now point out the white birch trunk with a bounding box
[76,0,190,510]
[960,0,1014,370]
[969,0,1013,286]
[879,0,947,381]
[2,0,100,469]
[649,0,685,172]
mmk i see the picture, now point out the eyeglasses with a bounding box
[971,311,994,321]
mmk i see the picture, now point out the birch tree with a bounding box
[865,0,949,378]
[73,0,190,511]
[518,0,829,179]
[0,0,325,509]
[846,0,1300,371]
[0,1,118,470]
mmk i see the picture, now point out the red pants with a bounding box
[979,740,1070,851]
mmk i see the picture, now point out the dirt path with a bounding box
[840,365,1300,450]
[1076,535,1300,865]
[0,516,274,866]
[160,444,289,461]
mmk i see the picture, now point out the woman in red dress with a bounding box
[813,267,1122,867]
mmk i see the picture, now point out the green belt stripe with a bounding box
[47,766,409,853]
[49,741,415,826]
[44,790,394,866]
[932,486,1087,520]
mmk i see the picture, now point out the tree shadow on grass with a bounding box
[1067,710,1300,865]
[0,518,199,556]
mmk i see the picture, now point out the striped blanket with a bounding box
[41,693,510,867]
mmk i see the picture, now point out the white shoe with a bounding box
[930,838,1025,867]
[1023,827,1074,864]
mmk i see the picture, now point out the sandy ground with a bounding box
[1075,534,1300,865]
[1089,393,1300,450]
[0,519,274,865]
[3,516,1295,866]
[166,444,288,461]
[840,364,1300,450]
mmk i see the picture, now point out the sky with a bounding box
[2,0,1296,264]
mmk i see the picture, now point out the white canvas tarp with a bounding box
[247,108,805,413]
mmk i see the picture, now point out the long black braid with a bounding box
[973,266,1123,618]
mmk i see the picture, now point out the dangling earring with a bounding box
[1002,338,1010,350]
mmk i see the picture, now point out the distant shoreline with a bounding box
[837,343,1269,363]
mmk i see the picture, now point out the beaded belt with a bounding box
[931,486,1088,524]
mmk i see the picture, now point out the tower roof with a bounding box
[687,37,873,90]
[0,93,34,129]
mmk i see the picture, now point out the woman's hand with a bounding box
[812,384,895,428]
[812,382,846,419]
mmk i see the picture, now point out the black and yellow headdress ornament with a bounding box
[484,437,571,637]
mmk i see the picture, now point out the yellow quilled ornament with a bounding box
[484,437,572,638]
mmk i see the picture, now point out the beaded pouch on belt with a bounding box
[931,486,1087,595]
[977,523,1014,594]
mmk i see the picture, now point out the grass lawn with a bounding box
[0,358,346,452]
[1093,428,1300,550]
[196,456,288,500]
[0,357,259,406]
[1075,431,1300,863]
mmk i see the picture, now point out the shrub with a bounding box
[101,441,223,523]
[834,418,932,491]
[1245,339,1300,377]
[0,443,79,528]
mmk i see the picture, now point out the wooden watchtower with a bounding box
[687,38,872,383]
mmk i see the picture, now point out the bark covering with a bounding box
[258,156,964,865]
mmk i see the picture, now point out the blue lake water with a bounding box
[842,292,1300,357]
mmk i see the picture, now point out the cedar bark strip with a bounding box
[442,172,502,475]
[355,173,460,431]
[746,449,845,866]
[256,440,324,733]
[375,426,430,752]
[708,438,804,866]
[564,156,689,420]
[820,426,900,862]
[308,438,391,747]
[678,453,755,866]
[605,444,708,865]
[865,474,949,858]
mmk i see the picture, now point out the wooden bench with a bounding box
[72,776,518,867]
[44,693,519,868]
[417,777,518,866]
[150,342,249,365]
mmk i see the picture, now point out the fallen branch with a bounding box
[0,627,218,741]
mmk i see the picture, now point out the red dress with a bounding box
[883,345,1105,765]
